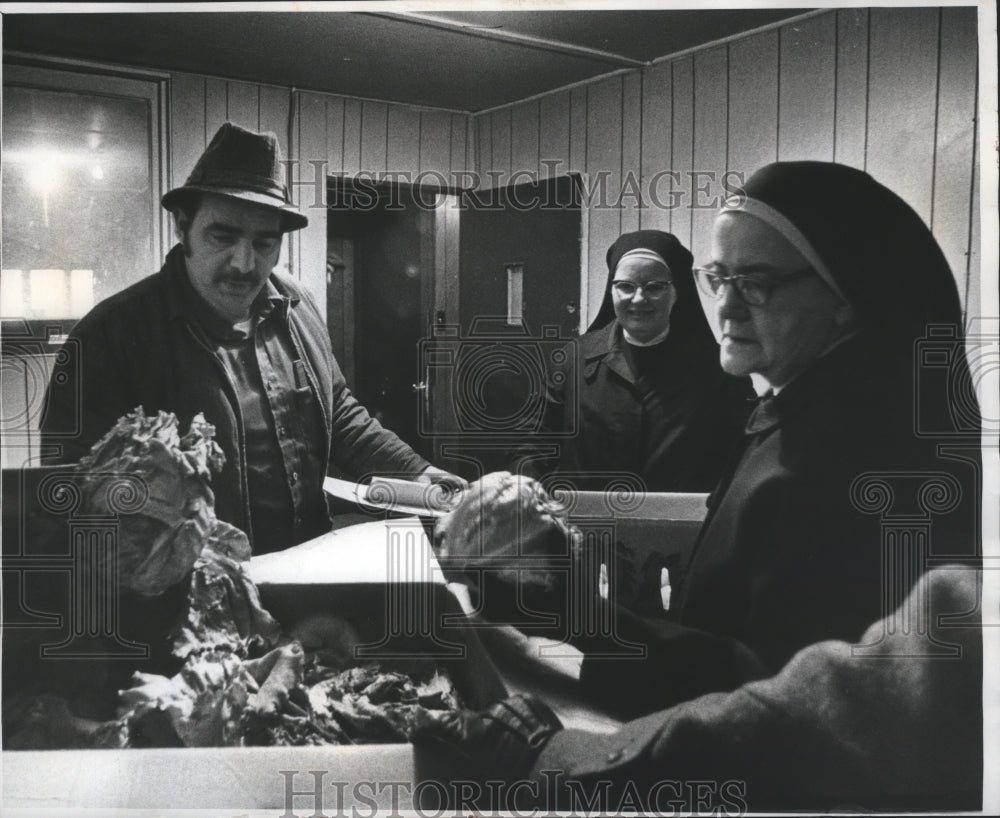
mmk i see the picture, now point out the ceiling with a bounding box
[2,7,811,112]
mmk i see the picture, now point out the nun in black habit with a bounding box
[575,161,983,714]
[522,229,753,492]
[412,162,983,814]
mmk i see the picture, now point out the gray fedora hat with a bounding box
[161,122,308,231]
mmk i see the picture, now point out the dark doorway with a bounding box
[459,175,581,336]
[325,175,582,477]
[434,175,582,476]
[327,181,435,460]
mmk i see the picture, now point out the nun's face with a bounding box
[611,257,677,343]
[703,212,853,390]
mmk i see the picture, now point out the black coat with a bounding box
[534,567,982,812]
[578,335,980,716]
[520,321,753,492]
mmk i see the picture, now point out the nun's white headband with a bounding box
[720,195,847,302]
[614,248,672,276]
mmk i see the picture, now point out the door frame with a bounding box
[326,176,462,459]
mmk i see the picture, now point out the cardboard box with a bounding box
[562,490,708,617]
[1,498,506,812]
[2,475,683,813]
[3,744,416,812]
[248,518,508,712]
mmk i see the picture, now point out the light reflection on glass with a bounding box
[1,269,25,315]
[2,84,154,321]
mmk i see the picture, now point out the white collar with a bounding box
[622,325,671,347]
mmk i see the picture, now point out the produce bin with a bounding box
[2,471,506,812]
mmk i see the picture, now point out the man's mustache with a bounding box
[215,271,260,286]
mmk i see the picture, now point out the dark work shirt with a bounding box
[185,280,329,554]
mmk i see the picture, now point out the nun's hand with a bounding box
[411,694,562,781]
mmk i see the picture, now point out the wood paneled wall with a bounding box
[169,75,292,191]
[289,92,469,366]
[471,7,981,329]
[167,6,981,333]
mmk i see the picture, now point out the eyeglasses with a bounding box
[693,266,815,307]
[611,280,673,299]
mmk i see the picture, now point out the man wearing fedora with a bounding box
[41,122,459,553]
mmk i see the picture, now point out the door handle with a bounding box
[411,381,428,393]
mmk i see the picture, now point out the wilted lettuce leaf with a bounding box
[76,407,228,597]
[169,521,282,659]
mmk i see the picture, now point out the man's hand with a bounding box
[411,694,562,782]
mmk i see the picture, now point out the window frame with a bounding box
[1,56,168,344]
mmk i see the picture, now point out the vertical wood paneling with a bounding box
[779,14,837,161]
[834,8,869,169]
[169,74,206,188]
[539,91,571,178]
[586,76,624,313]
[160,6,979,338]
[492,108,513,183]
[360,101,387,175]
[569,86,588,174]
[933,6,978,306]
[691,47,728,265]
[419,110,451,181]
[226,80,259,131]
[671,57,695,247]
[296,92,329,312]
[204,77,228,139]
[511,100,540,180]
[866,6,940,223]
[450,114,469,180]
[342,98,362,177]
[476,115,492,184]
[387,106,421,177]
[620,72,643,235]
[295,92,327,212]
[640,62,672,232]
[325,97,345,175]
[258,84,290,144]
[728,31,778,181]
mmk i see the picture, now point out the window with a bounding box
[2,62,164,328]
[1,61,164,468]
